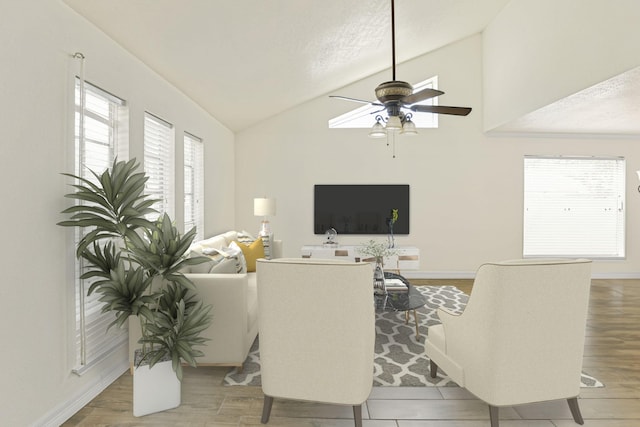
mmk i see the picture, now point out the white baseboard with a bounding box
[592,272,640,279]
[402,271,640,280]
[34,359,129,427]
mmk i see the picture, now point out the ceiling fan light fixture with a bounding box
[385,115,402,131]
[400,116,417,135]
[369,117,387,138]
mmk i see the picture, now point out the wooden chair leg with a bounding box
[489,405,499,427]
[261,395,273,424]
[567,397,584,425]
[429,359,438,378]
[353,404,363,427]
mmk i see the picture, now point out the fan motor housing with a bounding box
[375,80,413,103]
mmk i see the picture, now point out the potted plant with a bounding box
[358,239,398,295]
[58,158,212,416]
[358,239,398,264]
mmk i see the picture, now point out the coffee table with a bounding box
[374,272,426,340]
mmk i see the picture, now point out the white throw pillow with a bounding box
[223,242,248,274]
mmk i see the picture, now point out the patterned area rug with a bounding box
[224,285,603,388]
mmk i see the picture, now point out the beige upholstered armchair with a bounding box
[256,258,375,427]
[425,259,592,427]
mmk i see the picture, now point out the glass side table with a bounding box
[374,272,426,340]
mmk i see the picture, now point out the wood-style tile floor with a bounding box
[63,279,640,426]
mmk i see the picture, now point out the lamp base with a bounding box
[258,220,271,238]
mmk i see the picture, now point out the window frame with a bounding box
[183,132,204,240]
[143,112,175,220]
[72,78,129,374]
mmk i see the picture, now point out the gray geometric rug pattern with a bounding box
[224,285,604,388]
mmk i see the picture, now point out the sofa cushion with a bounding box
[192,234,228,254]
[236,230,274,260]
[233,238,264,272]
[190,248,238,274]
[188,249,219,273]
[221,230,239,245]
[190,256,215,273]
[208,256,239,274]
[236,230,256,244]
[224,242,248,273]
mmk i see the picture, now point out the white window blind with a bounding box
[144,112,175,219]
[523,156,625,259]
[74,78,129,373]
[184,132,204,240]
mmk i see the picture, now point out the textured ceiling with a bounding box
[63,0,509,131]
[493,66,640,136]
[62,0,640,136]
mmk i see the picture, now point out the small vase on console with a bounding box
[387,208,399,249]
[387,222,395,249]
[373,257,386,295]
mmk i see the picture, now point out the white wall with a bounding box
[2,1,640,425]
[0,1,233,425]
[483,0,640,131]
[235,34,640,278]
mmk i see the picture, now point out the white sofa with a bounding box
[129,230,282,371]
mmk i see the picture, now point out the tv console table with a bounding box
[300,245,420,271]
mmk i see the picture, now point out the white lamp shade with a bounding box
[385,115,402,131]
[254,198,276,216]
[400,119,417,135]
[368,121,387,138]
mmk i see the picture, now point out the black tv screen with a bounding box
[314,185,409,235]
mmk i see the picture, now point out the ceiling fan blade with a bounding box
[401,88,444,105]
[329,95,383,107]
[410,105,472,116]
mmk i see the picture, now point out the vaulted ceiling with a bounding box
[63,0,640,137]
[63,0,510,131]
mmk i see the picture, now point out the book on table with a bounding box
[385,278,408,292]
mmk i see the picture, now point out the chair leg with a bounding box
[261,395,273,424]
[429,359,438,378]
[489,405,499,427]
[353,404,363,427]
[567,397,584,425]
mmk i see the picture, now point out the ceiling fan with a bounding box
[331,0,472,136]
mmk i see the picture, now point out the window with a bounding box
[73,78,129,372]
[144,112,175,219]
[328,76,439,129]
[523,156,625,259]
[184,132,204,240]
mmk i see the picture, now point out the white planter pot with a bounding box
[133,357,181,417]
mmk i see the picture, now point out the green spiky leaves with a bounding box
[59,158,212,378]
[137,300,212,380]
[128,213,206,290]
[58,158,158,256]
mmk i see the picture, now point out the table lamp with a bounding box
[254,197,276,237]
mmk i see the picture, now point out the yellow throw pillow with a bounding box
[233,238,265,272]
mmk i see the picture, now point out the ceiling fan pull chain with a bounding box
[392,131,397,159]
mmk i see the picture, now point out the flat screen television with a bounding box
[314,184,409,235]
